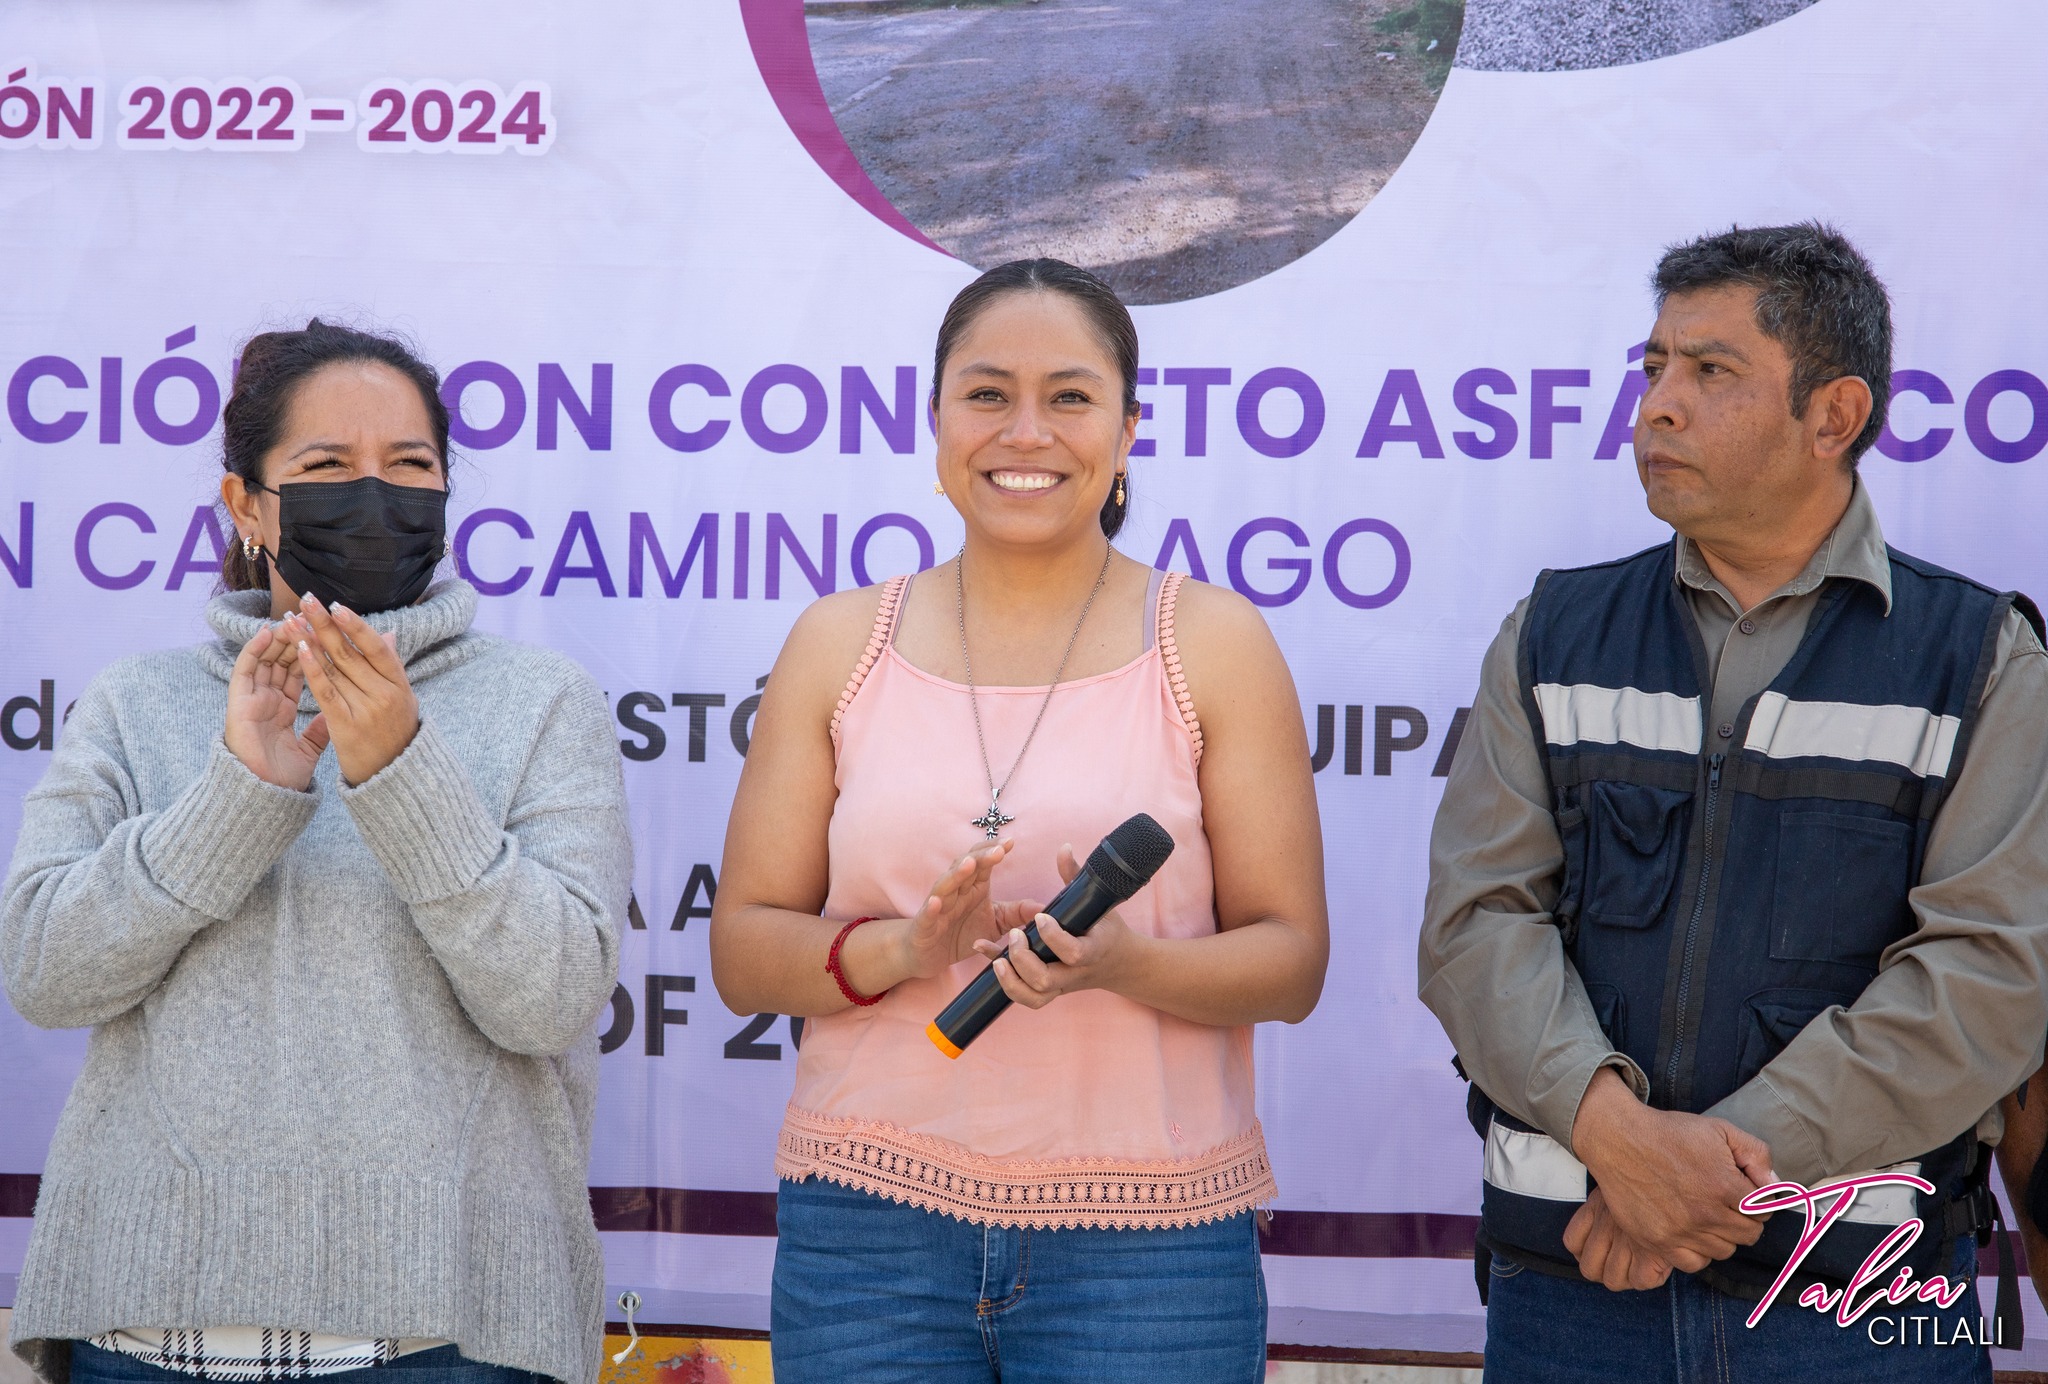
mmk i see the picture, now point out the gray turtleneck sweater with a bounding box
[1,581,629,1384]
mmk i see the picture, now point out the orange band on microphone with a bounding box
[926,1021,963,1060]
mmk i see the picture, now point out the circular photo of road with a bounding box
[805,0,1464,305]
[799,0,1825,303]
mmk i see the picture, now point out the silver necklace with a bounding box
[958,545,1113,838]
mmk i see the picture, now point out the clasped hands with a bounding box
[1562,1066,1775,1291]
[224,593,420,791]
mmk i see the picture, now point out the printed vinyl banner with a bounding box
[5,0,2048,1358]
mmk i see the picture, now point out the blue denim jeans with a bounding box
[1483,1236,1995,1383]
[770,1176,1266,1383]
[67,1343,551,1384]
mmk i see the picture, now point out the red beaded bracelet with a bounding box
[826,916,885,1006]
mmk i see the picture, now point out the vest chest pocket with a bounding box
[1582,982,1627,1051]
[1560,781,1693,931]
[1734,988,1845,1089]
[1768,812,1915,970]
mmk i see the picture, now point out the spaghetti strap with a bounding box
[832,575,908,746]
[887,568,914,647]
[1155,571,1204,765]
[1142,565,1167,653]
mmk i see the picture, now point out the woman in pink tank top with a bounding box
[711,260,1329,1383]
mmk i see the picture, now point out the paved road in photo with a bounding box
[808,0,1443,304]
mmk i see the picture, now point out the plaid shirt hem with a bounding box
[90,1328,446,1380]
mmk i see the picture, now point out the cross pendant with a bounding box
[970,797,1013,839]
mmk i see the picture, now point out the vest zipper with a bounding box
[1665,752,1724,1096]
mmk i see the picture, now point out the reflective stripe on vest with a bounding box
[1744,692,1961,778]
[1482,1118,1587,1203]
[1532,683,1703,754]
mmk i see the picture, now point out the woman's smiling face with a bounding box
[933,290,1135,550]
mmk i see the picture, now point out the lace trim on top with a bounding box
[1156,571,1204,766]
[831,575,908,747]
[776,1105,1275,1230]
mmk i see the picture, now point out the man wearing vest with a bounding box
[1421,223,2048,1382]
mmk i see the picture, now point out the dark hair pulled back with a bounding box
[219,319,451,591]
[930,259,1139,539]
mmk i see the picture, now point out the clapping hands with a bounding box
[223,594,421,789]
[972,842,1135,1009]
[224,621,330,790]
[898,840,1018,980]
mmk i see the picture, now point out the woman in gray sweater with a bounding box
[1,322,630,1384]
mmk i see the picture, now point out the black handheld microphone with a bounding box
[927,813,1175,1058]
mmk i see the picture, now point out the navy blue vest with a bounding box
[1472,540,2016,1297]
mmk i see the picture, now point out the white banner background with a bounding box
[4,0,2048,1358]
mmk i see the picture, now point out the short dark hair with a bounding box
[931,259,1139,539]
[220,319,451,590]
[1652,223,1892,464]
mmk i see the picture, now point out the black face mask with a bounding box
[261,476,449,614]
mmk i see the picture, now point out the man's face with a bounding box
[1635,285,1826,543]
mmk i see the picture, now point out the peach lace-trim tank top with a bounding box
[775,568,1276,1229]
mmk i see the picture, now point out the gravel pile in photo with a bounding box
[1455,0,1819,71]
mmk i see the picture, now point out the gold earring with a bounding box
[1115,473,1125,506]
[933,480,945,495]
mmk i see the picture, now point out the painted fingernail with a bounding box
[333,604,353,618]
